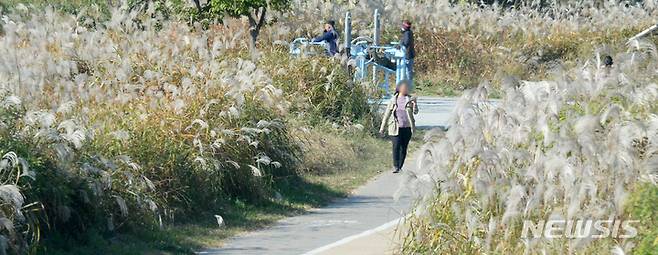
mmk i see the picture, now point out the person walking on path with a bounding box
[379,80,418,173]
[313,20,339,56]
[400,20,415,88]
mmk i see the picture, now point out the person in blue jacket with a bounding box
[312,20,339,56]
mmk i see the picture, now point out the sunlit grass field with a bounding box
[0,0,657,254]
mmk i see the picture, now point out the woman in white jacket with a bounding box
[379,81,418,173]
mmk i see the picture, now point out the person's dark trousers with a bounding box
[392,127,412,171]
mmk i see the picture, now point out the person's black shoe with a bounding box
[392,168,401,173]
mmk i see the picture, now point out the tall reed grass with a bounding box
[0,4,371,252]
[401,40,658,254]
[6,1,657,93]
[1,0,657,253]
[266,0,657,92]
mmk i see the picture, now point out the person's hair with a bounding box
[604,55,613,67]
[326,20,336,28]
[402,20,412,28]
[395,80,411,95]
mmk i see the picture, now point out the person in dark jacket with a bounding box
[400,20,415,88]
[313,20,339,56]
[602,55,614,77]
[603,55,613,67]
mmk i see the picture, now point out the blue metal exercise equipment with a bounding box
[289,9,411,96]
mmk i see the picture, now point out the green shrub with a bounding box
[260,51,376,128]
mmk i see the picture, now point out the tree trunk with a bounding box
[247,7,267,56]
[249,24,259,53]
[192,0,202,12]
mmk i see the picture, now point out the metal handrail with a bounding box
[289,37,329,56]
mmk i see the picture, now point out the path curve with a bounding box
[199,97,455,255]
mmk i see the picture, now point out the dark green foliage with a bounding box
[206,0,290,17]
[198,0,292,49]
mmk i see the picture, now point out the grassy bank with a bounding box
[0,5,389,254]
[40,127,390,254]
[1,1,656,254]
[411,27,649,96]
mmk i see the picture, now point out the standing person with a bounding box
[400,20,415,88]
[312,20,339,56]
[379,80,419,173]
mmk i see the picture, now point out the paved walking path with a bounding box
[199,97,455,255]
[200,168,415,255]
[413,97,457,129]
[312,218,409,255]
[371,96,456,128]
